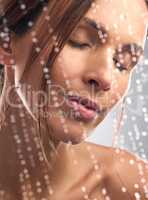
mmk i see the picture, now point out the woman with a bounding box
[0,0,148,199]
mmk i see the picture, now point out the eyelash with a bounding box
[113,58,128,72]
[68,40,138,72]
[68,39,91,49]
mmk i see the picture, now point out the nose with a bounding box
[82,49,113,92]
[83,71,111,92]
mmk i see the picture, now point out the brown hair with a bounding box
[0,0,94,89]
[0,0,93,63]
[0,0,94,152]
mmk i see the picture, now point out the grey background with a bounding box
[87,39,148,161]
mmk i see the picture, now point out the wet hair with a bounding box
[0,0,93,58]
[0,0,94,146]
[0,0,94,89]
[0,1,42,34]
[0,0,94,82]
[0,1,45,87]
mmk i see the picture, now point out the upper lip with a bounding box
[67,95,101,113]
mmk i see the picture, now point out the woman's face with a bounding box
[10,0,147,144]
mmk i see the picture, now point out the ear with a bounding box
[0,33,15,67]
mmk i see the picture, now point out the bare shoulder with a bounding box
[73,141,116,178]
[81,141,148,171]
[110,146,148,183]
[75,141,114,154]
[79,142,148,199]
[73,141,114,164]
[104,146,148,199]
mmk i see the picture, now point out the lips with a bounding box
[67,95,100,113]
[66,95,101,121]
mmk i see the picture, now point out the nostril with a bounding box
[103,85,110,91]
[88,79,110,91]
[88,79,99,87]
[84,73,111,91]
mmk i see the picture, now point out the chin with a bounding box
[50,127,89,146]
[62,137,83,145]
[46,108,96,145]
[58,130,88,145]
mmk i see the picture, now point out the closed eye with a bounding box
[113,57,128,72]
[67,39,91,50]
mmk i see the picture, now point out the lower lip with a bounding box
[67,99,97,121]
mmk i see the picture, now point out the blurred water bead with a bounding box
[46,80,51,85]
[113,23,118,29]
[136,79,141,85]
[49,28,53,34]
[126,97,132,105]
[32,37,38,43]
[134,184,139,189]
[131,116,136,121]
[128,25,133,35]
[31,31,37,37]
[91,2,97,8]
[121,187,127,193]
[144,59,148,65]
[52,35,57,42]
[10,115,16,123]
[119,14,125,21]
[0,32,8,39]
[40,59,46,66]
[141,131,147,137]
[43,67,49,73]
[45,15,50,21]
[144,117,148,122]
[137,85,143,93]
[128,131,133,136]
[28,21,34,27]
[129,159,135,165]
[105,196,111,200]
[101,188,107,195]
[134,192,141,199]
[142,107,147,113]
[4,27,9,33]
[35,47,41,53]
[44,74,50,80]
[20,3,26,10]
[3,43,9,49]
[81,186,86,193]
[84,194,89,199]
[54,102,60,108]
[139,95,144,100]
[54,47,60,53]
[92,8,97,13]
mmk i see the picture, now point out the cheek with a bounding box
[51,46,89,81]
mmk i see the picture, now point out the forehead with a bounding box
[83,0,147,45]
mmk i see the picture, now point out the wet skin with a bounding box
[7,0,146,144]
[0,0,148,199]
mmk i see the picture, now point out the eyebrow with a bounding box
[83,17,107,34]
[82,17,144,54]
[118,43,144,56]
